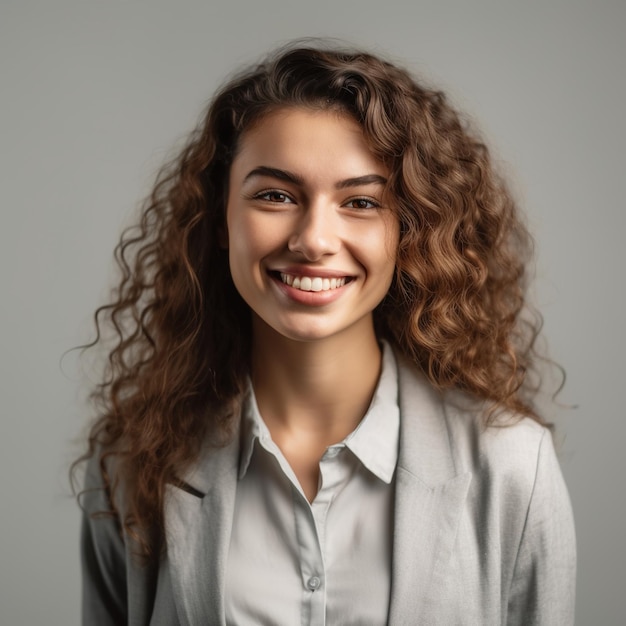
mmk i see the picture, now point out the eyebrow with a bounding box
[243,166,387,189]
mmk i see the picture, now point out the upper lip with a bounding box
[271,266,354,279]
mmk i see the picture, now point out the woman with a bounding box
[76,43,576,625]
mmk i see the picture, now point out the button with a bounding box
[307,576,321,591]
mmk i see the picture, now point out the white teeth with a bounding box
[279,273,347,292]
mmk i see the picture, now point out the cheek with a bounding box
[375,220,400,292]
[227,203,257,256]
[226,210,289,284]
[366,218,400,271]
[230,218,284,259]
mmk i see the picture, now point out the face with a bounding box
[225,107,399,345]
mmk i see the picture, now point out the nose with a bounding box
[287,201,341,261]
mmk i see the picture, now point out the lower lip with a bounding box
[270,274,351,306]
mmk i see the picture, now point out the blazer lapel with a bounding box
[388,357,472,623]
[164,428,240,626]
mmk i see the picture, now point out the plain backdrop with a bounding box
[1,0,624,623]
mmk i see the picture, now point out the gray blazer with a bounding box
[81,354,576,625]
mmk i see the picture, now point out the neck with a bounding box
[250,317,383,444]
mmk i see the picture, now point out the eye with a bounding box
[345,197,380,210]
[254,190,295,203]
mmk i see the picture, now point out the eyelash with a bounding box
[252,190,381,210]
[345,198,380,210]
[253,190,294,203]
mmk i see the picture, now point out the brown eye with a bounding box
[257,191,294,203]
[347,198,378,210]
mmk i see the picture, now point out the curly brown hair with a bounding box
[75,42,548,560]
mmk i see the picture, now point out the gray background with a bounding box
[1,0,624,623]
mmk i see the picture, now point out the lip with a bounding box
[268,270,353,306]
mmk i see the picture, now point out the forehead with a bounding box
[230,107,388,183]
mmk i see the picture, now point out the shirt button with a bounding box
[307,576,321,591]
[325,447,340,459]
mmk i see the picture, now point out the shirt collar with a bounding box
[238,341,400,484]
[238,386,265,480]
[342,341,399,483]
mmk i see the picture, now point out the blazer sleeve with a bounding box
[507,430,577,625]
[80,453,128,625]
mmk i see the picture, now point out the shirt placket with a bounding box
[289,444,350,626]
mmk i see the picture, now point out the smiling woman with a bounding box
[74,42,576,625]
[227,108,398,346]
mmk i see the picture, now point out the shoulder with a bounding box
[395,350,561,498]
[446,397,549,486]
[394,352,576,622]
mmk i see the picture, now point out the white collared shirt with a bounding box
[225,343,400,625]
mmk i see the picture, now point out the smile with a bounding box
[279,272,348,292]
